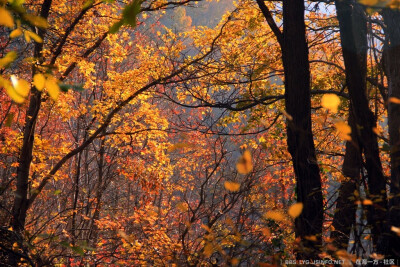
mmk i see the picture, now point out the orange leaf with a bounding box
[288,202,303,218]
[224,181,240,192]
[236,150,253,174]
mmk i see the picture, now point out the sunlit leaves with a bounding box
[3,75,30,103]
[10,28,22,38]
[224,181,240,192]
[0,52,17,67]
[288,202,303,218]
[334,121,352,141]
[23,14,49,28]
[45,77,60,100]
[33,74,45,91]
[236,150,253,174]
[0,7,14,28]
[24,30,43,43]
[321,94,340,113]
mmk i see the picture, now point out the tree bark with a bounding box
[379,7,400,258]
[282,0,323,258]
[335,0,387,249]
[11,0,53,232]
[331,111,361,250]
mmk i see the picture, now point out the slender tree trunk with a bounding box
[331,111,361,250]
[379,7,400,258]
[282,0,323,258]
[335,0,387,249]
[11,0,53,232]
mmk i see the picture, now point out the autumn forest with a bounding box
[1,0,400,266]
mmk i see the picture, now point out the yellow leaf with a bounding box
[0,8,14,28]
[236,150,253,174]
[24,30,31,42]
[33,73,45,91]
[288,202,303,218]
[2,77,25,103]
[11,76,30,97]
[224,181,240,192]
[321,94,340,113]
[23,14,49,28]
[45,78,60,100]
[0,51,17,67]
[265,210,285,221]
[10,28,22,39]
[335,121,351,141]
[24,30,43,43]
[389,97,400,104]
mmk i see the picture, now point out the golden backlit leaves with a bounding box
[33,74,46,91]
[224,181,240,192]
[3,74,60,103]
[10,28,22,39]
[3,75,30,103]
[236,150,253,174]
[0,52,17,67]
[44,77,60,100]
[288,202,303,218]
[23,14,49,29]
[24,30,43,43]
[0,7,14,28]
[335,121,352,141]
[321,94,340,113]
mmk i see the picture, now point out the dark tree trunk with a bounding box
[379,7,400,259]
[11,0,53,232]
[335,0,387,249]
[331,111,361,250]
[282,0,323,258]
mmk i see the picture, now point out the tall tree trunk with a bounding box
[379,7,400,258]
[335,0,387,249]
[282,0,323,258]
[11,0,53,232]
[331,111,361,250]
